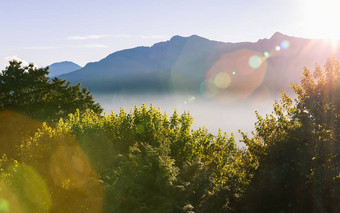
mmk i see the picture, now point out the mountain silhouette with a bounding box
[48,61,81,77]
[58,33,340,99]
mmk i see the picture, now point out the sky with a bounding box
[1,0,340,69]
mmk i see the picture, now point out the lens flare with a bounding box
[264,51,270,58]
[50,145,93,189]
[205,49,267,103]
[201,79,219,97]
[248,55,262,69]
[5,164,51,212]
[275,46,281,51]
[207,79,219,96]
[49,142,104,212]
[0,199,9,212]
[199,81,206,95]
[214,72,231,89]
[184,96,196,105]
[0,182,21,213]
[280,40,290,49]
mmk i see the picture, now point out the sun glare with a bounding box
[300,0,340,40]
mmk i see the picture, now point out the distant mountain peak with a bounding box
[169,35,189,43]
[170,34,207,41]
[188,34,204,39]
[48,61,82,77]
[170,35,184,40]
[270,32,287,39]
[52,61,76,65]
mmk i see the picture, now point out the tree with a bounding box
[239,57,340,212]
[17,104,250,212]
[0,60,102,122]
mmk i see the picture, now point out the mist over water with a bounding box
[93,93,283,141]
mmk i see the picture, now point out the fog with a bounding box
[94,93,281,141]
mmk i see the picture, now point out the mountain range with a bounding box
[54,32,340,99]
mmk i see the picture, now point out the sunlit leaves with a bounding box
[16,104,250,212]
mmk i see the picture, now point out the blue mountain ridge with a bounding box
[58,33,340,95]
[48,61,82,77]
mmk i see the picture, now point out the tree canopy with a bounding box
[1,57,340,212]
[239,57,340,212]
[0,104,253,212]
[0,60,102,122]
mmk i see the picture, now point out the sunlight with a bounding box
[300,0,340,39]
[331,39,338,53]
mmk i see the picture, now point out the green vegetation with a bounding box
[239,57,340,212]
[14,106,251,212]
[0,60,102,160]
[0,58,340,212]
[0,60,102,122]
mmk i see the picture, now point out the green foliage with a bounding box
[239,57,340,212]
[10,56,340,211]
[0,111,43,159]
[104,143,178,212]
[16,104,250,212]
[0,60,102,122]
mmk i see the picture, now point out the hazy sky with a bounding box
[1,0,339,68]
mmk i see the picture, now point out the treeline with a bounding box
[0,58,340,212]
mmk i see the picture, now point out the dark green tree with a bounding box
[239,57,340,212]
[0,60,102,122]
